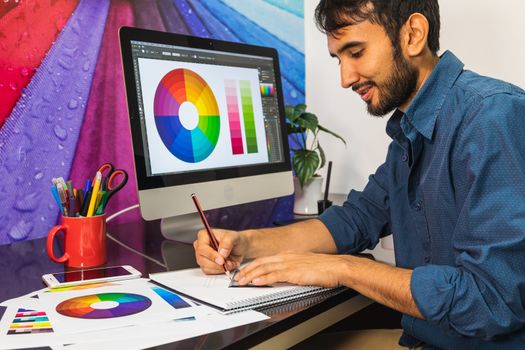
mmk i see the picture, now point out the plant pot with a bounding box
[293,176,323,215]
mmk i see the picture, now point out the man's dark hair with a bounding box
[315,0,440,54]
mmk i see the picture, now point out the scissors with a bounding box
[96,162,128,202]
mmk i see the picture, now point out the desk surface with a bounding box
[0,208,371,349]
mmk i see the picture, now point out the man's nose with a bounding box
[340,61,359,89]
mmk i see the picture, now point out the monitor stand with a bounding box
[160,212,202,244]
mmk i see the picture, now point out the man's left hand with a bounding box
[234,252,346,288]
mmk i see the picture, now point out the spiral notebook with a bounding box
[149,268,334,314]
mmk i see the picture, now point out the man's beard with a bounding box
[363,48,419,117]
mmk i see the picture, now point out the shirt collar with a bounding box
[402,50,464,140]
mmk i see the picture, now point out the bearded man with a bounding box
[194,1,525,348]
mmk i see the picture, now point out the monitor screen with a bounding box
[119,27,293,222]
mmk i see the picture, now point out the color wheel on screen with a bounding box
[56,293,152,319]
[154,68,220,163]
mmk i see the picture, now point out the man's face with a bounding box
[328,20,419,116]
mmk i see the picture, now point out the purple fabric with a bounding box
[156,0,190,34]
[132,0,166,31]
[0,0,110,244]
[172,0,210,37]
[69,0,138,222]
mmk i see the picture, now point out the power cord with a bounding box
[105,204,167,268]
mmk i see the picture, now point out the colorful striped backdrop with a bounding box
[0,0,304,244]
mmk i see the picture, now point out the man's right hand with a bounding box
[193,228,247,275]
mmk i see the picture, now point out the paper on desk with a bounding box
[37,278,200,335]
[0,278,268,349]
[0,295,63,350]
[0,279,204,349]
[50,309,269,350]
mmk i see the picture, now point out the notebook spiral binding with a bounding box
[259,288,344,317]
[225,286,341,313]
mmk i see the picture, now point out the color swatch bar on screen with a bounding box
[8,308,54,335]
[225,79,244,155]
[259,83,275,97]
[239,80,258,153]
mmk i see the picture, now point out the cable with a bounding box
[105,204,140,223]
[105,204,167,268]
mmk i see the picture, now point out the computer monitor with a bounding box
[119,27,293,242]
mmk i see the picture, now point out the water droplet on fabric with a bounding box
[8,220,34,241]
[58,144,64,150]
[14,192,40,212]
[20,67,29,77]
[54,124,68,141]
[9,83,17,91]
[67,99,78,110]
[34,170,44,180]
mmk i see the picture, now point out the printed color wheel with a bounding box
[154,68,220,163]
[56,293,152,319]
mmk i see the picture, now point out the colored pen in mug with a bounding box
[87,172,102,217]
[51,185,64,215]
[57,183,69,217]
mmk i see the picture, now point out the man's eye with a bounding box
[351,50,363,58]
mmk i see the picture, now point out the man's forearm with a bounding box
[241,219,338,258]
[340,255,423,319]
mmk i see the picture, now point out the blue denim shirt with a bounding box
[319,51,525,349]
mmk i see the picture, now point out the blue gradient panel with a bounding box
[151,286,191,309]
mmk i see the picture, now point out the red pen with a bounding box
[191,193,229,276]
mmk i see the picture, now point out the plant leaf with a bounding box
[318,124,347,146]
[317,142,326,169]
[292,149,319,188]
[293,104,307,119]
[296,112,318,134]
[285,105,297,124]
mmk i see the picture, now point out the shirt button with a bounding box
[401,153,408,162]
[414,201,423,211]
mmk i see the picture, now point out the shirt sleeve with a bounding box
[410,91,525,339]
[318,151,392,254]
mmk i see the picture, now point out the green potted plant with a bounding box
[285,104,346,214]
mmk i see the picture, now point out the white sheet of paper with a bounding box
[1,278,269,349]
[0,296,63,350]
[53,309,269,349]
[37,278,199,335]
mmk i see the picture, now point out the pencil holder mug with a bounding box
[46,215,107,268]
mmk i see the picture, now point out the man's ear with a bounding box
[400,13,430,57]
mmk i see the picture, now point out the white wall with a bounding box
[304,1,525,262]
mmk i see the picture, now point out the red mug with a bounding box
[46,215,107,268]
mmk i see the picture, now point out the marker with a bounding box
[51,186,64,215]
[86,172,102,217]
[57,183,69,217]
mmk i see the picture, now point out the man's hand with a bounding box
[193,228,247,275]
[234,252,346,288]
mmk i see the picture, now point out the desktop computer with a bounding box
[119,27,293,242]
